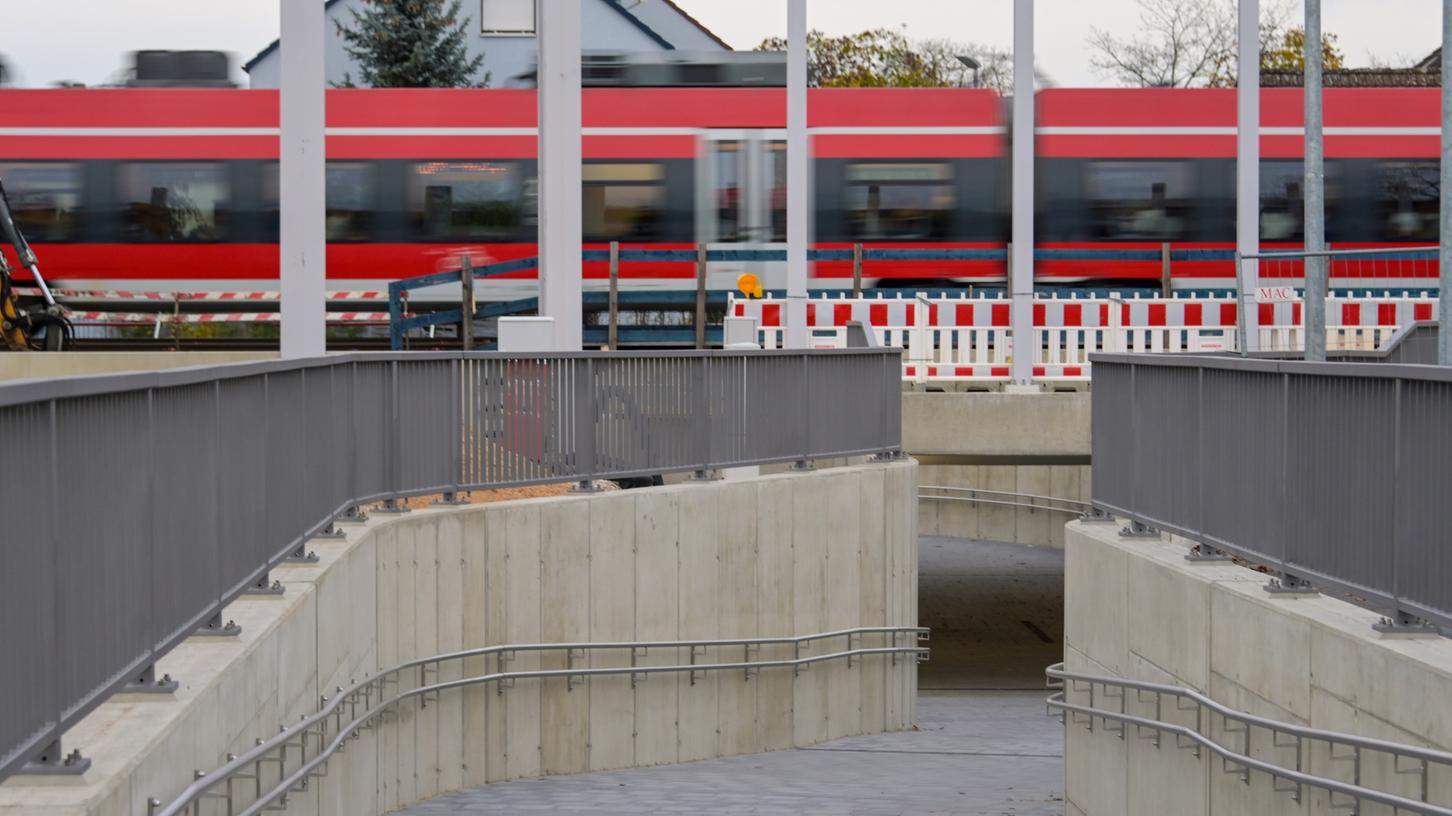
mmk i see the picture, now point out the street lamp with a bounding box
[955,55,980,88]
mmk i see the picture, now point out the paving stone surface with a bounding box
[398,691,1064,815]
[398,536,1067,815]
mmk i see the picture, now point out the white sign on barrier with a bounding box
[1256,286,1297,303]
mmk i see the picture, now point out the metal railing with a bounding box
[918,485,1091,516]
[154,627,929,816]
[0,348,903,783]
[1090,353,1452,632]
[1047,662,1452,815]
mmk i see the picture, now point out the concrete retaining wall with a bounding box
[0,352,277,382]
[902,392,1090,460]
[1063,520,1452,816]
[918,464,1090,548]
[0,461,918,816]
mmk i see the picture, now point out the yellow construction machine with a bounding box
[0,177,70,350]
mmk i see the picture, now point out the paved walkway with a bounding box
[399,691,1063,815]
[399,536,1067,815]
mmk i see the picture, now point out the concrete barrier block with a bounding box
[716,480,760,757]
[434,514,465,794]
[756,476,796,751]
[677,487,721,763]
[1014,466,1055,547]
[502,505,543,781]
[587,494,636,772]
[633,490,681,767]
[935,465,983,541]
[412,522,441,801]
[824,471,863,739]
[791,472,830,747]
[1210,585,1312,723]
[1064,524,1129,676]
[482,510,510,784]
[1126,548,1211,688]
[539,500,590,776]
[978,465,1018,544]
[858,467,888,735]
[458,511,491,787]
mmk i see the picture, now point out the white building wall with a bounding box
[246,0,727,89]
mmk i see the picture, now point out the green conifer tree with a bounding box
[335,0,488,88]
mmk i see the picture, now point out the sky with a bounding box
[0,0,1444,88]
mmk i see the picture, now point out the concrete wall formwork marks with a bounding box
[1062,521,1452,816]
[918,464,1090,548]
[0,461,918,816]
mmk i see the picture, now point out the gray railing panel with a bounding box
[1200,367,1285,558]
[1285,374,1397,590]
[1089,361,1134,513]
[54,392,154,717]
[351,362,390,500]
[1093,352,1452,630]
[1128,364,1200,531]
[151,383,225,643]
[1395,379,1452,620]
[0,403,57,775]
[0,348,901,782]
[217,377,269,594]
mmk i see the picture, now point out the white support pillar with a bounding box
[1304,0,1327,361]
[1010,0,1035,385]
[279,0,327,359]
[1237,0,1261,353]
[537,0,583,351]
[1441,0,1452,365]
[784,0,809,349]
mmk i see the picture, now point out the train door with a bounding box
[698,131,787,291]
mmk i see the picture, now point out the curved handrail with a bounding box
[1046,662,1452,815]
[919,485,1092,516]
[154,627,929,816]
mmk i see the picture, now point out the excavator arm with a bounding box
[0,177,70,351]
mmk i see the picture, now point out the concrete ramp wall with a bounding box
[1063,520,1452,815]
[0,461,918,816]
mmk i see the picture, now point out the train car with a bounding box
[0,85,1440,301]
[1037,87,1442,290]
[0,86,1004,301]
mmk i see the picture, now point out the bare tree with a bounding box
[1088,0,1294,87]
[916,39,1055,92]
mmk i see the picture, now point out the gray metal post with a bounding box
[460,255,474,352]
[1237,0,1261,353]
[696,243,707,349]
[608,241,619,350]
[1443,0,1452,365]
[852,243,863,297]
[278,0,326,358]
[1304,0,1327,361]
[537,0,583,351]
[1011,0,1036,386]
[784,0,809,349]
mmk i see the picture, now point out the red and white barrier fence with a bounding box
[729,292,1439,384]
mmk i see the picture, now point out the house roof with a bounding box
[244,0,728,74]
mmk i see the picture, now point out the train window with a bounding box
[714,143,741,241]
[408,161,521,240]
[583,162,665,241]
[0,162,82,241]
[1086,162,1193,241]
[1376,161,1439,241]
[120,162,229,241]
[846,162,955,241]
[1260,161,1341,242]
[767,142,787,242]
[326,163,375,242]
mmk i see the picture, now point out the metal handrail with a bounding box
[1046,662,1452,815]
[154,627,929,816]
[919,485,1092,516]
